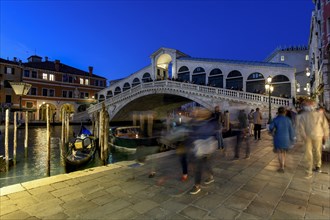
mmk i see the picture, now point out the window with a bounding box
[49,74,55,81]
[80,92,85,98]
[68,91,73,98]
[24,70,30,77]
[26,102,33,108]
[30,87,37,96]
[42,73,48,80]
[62,91,67,98]
[327,17,330,36]
[32,71,37,78]
[305,55,309,61]
[85,92,89,98]
[68,76,73,83]
[85,79,89,85]
[80,78,84,84]
[95,80,99,86]
[49,89,55,97]
[280,56,285,61]
[5,67,14,74]
[42,88,48,96]
[6,95,11,103]
[63,74,68,82]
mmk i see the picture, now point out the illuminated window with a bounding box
[305,55,309,61]
[42,73,48,80]
[280,56,285,61]
[80,78,84,84]
[85,79,89,85]
[5,67,13,74]
[49,74,55,81]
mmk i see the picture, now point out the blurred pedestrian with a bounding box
[269,107,295,173]
[253,108,263,140]
[248,109,254,137]
[296,101,329,178]
[188,107,218,195]
[213,106,224,150]
[233,109,250,160]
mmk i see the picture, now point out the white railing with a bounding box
[88,80,292,114]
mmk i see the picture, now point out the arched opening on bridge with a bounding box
[123,82,131,91]
[246,72,265,93]
[192,67,206,85]
[156,54,172,80]
[132,78,141,87]
[142,72,152,83]
[114,86,121,95]
[226,70,243,90]
[78,104,91,112]
[39,103,56,122]
[99,94,105,102]
[208,68,223,88]
[177,66,190,82]
[272,75,291,98]
[106,90,113,99]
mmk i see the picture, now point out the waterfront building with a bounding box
[264,46,310,101]
[309,0,330,109]
[0,56,107,123]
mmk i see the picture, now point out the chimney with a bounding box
[54,60,60,71]
[13,57,17,62]
[88,66,93,76]
[45,56,48,62]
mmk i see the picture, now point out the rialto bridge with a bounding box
[81,47,296,124]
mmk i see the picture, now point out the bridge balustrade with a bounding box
[88,80,291,114]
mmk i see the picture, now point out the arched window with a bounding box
[246,72,265,93]
[271,75,291,98]
[193,67,205,74]
[132,78,140,87]
[123,82,131,91]
[226,70,243,90]
[192,67,206,85]
[247,72,264,80]
[114,86,121,95]
[208,68,223,88]
[142,72,152,83]
[99,94,105,101]
[272,75,289,82]
[177,66,190,82]
[210,68,222,76]
[178,66,189,72]
[106,90,113,99]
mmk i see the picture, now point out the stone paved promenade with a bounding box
[1,133,329,219]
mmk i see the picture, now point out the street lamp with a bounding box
[306,67,311,77]
[265,76,274,124]
[9,82,32,111]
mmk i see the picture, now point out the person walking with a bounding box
[269,107,295,173]
[296,101,329,177]
[248,109,254,137]
[233,109,250,160]
[213,106,224,150]
[253,108,263,140]
[188,107,218,195]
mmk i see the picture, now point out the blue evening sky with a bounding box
[1,0,314,81]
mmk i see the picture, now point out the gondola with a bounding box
[65,126,97,166]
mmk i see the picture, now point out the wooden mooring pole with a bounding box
[46,105,51,176]
[13,112,17,165]
[4,109,9,171]
[24,111,28,157]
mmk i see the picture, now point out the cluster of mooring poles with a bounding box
[3,109,30,172]
[91,103,109,165]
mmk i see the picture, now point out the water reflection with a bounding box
[0,125,101,188]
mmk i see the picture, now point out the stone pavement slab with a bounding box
[0,133,329,219]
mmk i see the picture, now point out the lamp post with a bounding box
[265,76,274,124]
[9,82,32,112]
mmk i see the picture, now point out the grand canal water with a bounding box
[0,125,136,188]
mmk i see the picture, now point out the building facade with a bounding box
[264,46,310,102]
[309,0,330,109]
[0,56,107,123]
